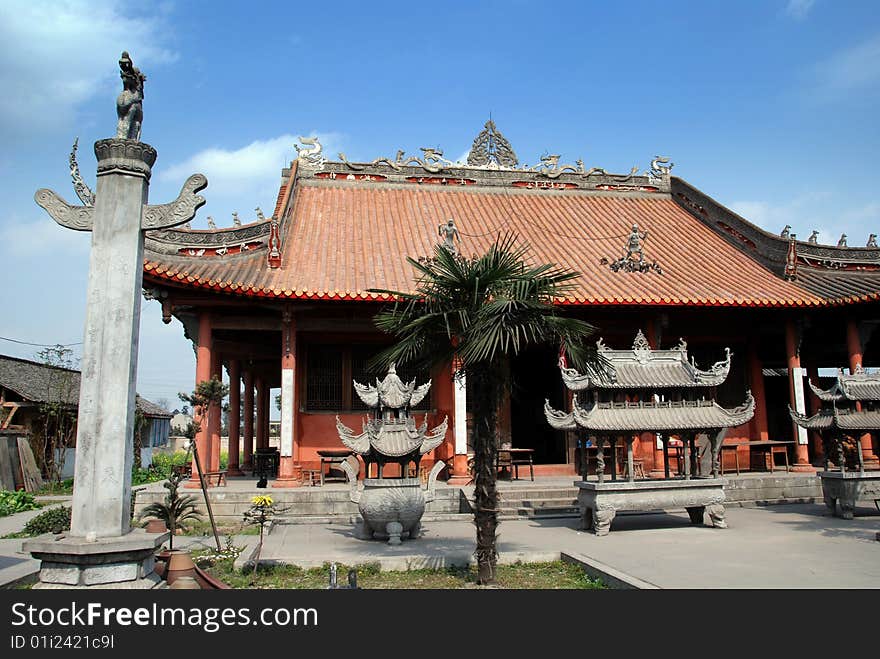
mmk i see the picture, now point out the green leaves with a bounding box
[369,232,600,373]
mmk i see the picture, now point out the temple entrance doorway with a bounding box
[510,345,566,464]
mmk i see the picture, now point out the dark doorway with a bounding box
[510,345,566,463]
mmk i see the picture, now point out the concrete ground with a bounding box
[257,502,880,588]
[2,485,878,589]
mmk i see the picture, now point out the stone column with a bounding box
[62,140,154,537]
[447,360,471,485]
[275,311,302,486]
[785,320,814,472]
[227,359,242,476]
[846,318,879,468]
[188,312,213,486]
[26,135,198,587]
[242,369,254,471]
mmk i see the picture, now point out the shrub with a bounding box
[23,506,71,536]
[0,490,41,517]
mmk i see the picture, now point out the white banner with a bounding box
[454,372,467,455]
[280,368,294,457]
[791,366,808,445]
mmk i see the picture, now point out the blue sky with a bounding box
[1,0,878,411]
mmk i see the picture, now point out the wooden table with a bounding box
[317,450,353,485]
[497,448,534,481]
[720,440,794,475]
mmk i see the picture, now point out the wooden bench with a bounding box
[201,470,227,486]
[720,441,793,475]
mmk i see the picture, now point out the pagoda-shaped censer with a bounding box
[336,364,448,544]
[789,366,880,518]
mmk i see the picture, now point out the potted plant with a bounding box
[137,470,203,550]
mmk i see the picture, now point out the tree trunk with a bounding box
[470,366,500,585]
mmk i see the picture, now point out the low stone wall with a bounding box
[134,485,464,522]
[723,473,822,506]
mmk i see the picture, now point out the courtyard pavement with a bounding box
[1,491,877,589]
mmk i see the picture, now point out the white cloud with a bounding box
[0,1,176,138]
[784,0,815,20]
[730,194,880,246]
[814,32,880,94]
[0,215,91,257]
[158,132,345,227]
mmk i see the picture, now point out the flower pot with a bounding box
[144,519,168,534]
[164,550,197,586]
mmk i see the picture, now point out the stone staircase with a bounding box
[485,487,581,520]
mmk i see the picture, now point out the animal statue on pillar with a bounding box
[116,51,145,141]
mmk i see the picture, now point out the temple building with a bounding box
[140,122,880,485]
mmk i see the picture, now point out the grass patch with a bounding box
[195,553,605,590]
[34,479,74,495]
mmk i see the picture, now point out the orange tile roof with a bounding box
[144,181,828,307]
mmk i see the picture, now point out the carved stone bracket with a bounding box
[69,138,95,206]
[142,173,208,230]
[34,189,94,231]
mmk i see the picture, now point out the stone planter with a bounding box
[818,470,880,519]
[576,477,727,536]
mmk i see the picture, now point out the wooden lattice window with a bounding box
[305,345,343,410]
[306,344,432,412]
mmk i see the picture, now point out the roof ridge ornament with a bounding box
[438,218,461,256]
[647,156,673,183]
[467,119,518,169]
[604,223,663,274]
[295,136,324,167]
[632,329,652,363]
[784,236,798,281]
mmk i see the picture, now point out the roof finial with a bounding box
[838,233,848,247]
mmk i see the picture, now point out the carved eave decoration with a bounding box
[353,363,431,410]
[544,392,755,432]
[558,332,731,390]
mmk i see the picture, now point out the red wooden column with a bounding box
[785,320,815,472]
[241,369,254,472]
[447,358,471,485]
[805,364,823,464]
[255,376,267,451]
[275,311,302,486]
[846,319,879,468]
[227,359,242,476]
[208,353,222,473]
[187,312,213,486]
[747,340,770,441]
[647,321,665,477]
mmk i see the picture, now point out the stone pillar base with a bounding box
[226,468,244,477]
[24,529,168,589]
[446,454,471,484]
[273,460,303,487]
[790,463,817,473]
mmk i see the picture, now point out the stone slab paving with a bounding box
[258,503,880,588]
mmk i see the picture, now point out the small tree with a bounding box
[33,345,79,485]
[178,376,229,460]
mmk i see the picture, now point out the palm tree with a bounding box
[370,233,602,584]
